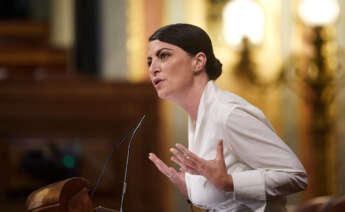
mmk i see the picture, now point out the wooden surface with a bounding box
[0,21,68,78]
[26,177,92,212]
[0,78,158,138]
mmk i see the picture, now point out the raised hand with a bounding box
[148,153,188,197]
[170,140,234,191]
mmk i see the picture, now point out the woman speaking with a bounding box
[147,23,307,212]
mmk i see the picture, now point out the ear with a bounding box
[192,52,207,73]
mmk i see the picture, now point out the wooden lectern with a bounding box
[26,177,119,212]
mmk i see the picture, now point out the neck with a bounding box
[171,75,209,124]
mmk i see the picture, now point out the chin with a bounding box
[157,92,168,100]
[156,89,171,100]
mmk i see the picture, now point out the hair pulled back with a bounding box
[149,23,222,80]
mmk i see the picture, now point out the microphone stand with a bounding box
[91,128,134,199]
[119,115,145,212]
[94,115,145,212]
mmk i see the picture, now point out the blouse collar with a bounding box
[188,80,217,142]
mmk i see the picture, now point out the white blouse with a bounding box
[185,81,307,212]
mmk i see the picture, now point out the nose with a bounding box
[148,59,160,76]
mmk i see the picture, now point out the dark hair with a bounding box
[149,23,222,80]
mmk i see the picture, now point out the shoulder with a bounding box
[210,86,270,129]
[211,85,258,115]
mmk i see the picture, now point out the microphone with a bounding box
[120,115,145,212]
[93,115,146,212]
[91,127,135,199]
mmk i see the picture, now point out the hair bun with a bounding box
[207,58,222,80]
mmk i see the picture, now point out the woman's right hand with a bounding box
[149,153,188,197]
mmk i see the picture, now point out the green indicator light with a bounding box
[62,155,75,169]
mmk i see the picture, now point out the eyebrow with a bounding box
[147,47,173,60]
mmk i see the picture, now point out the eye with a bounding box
[147,59,152,67]
[159,52,170,60]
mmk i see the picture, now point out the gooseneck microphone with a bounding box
[120,115,145,212]
[91,127,135,199]
[93,115,146,212]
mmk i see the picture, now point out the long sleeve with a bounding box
[224,106,308,202]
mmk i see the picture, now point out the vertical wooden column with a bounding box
[100,0,128,80]
[50,0,75,48]
[127,0,146,82]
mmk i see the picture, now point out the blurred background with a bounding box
[0,0,344,212]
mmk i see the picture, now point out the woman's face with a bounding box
[147,40,195,100]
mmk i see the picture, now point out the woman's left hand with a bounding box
[170,140,234,191]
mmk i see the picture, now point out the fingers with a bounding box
[216,140,224,161]
[149,153,177,178]
[148,153,168,172]
[170,147,196,169]
[172,144,205,175]
[175,143,200,163]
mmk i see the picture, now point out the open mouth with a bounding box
[153,78,163,86]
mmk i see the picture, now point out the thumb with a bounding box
[216,140,224,161]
